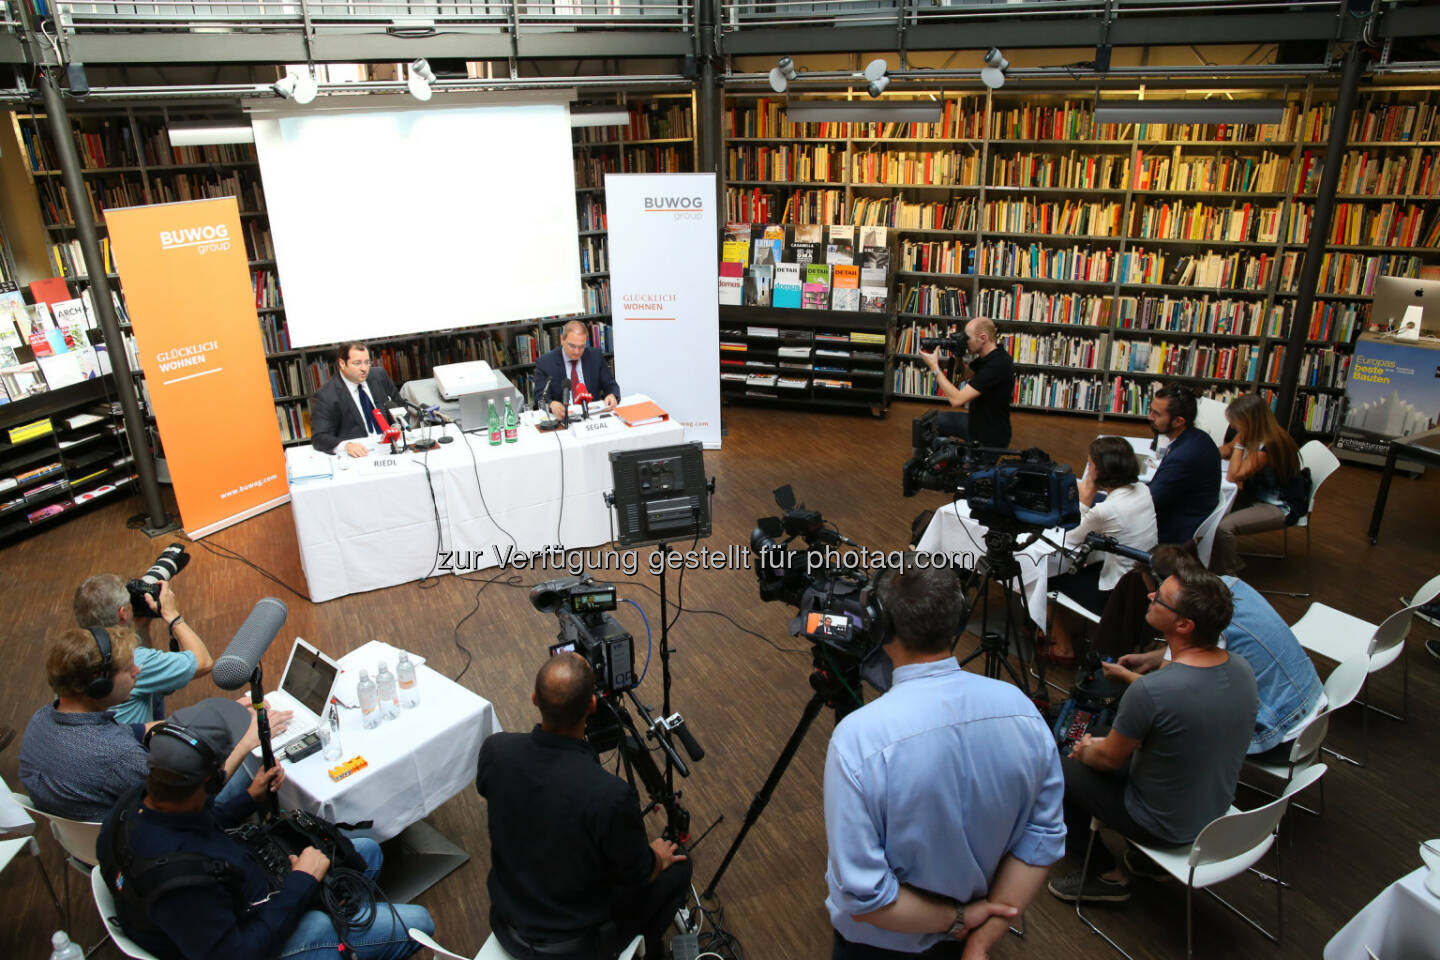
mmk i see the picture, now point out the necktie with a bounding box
[569,359,582,396]
[357,384,381,435]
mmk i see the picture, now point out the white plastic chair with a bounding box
[1195,397,1230,447]
[409,926,645,960]
[1076,764,1327,960]
[1291,573,1440,763]
[1242,655,1367,814]
[91,865,160,960]
[1194,484,1238,568]
[13,794,102,929]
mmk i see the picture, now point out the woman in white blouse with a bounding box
[1044,435,1159,666]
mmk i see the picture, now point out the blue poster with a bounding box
[1341,339,1440,442]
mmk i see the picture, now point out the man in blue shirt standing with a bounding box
[824,559,1065,958]
[1145,384,1221,546]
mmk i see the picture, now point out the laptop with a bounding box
[250,637,341,757]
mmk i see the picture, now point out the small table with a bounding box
[275,640,502,899]
[1368,426,1440,544]
[1324,867,1440,960]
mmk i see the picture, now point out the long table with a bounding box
[285,399,684,602]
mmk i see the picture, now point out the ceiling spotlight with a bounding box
[981,47,1009,90]
[769,57,797,94]
[271,70,317,104]
[862,58,889,98]
[408,58,437,101]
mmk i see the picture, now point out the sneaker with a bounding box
[1124,849,1172,882]
[1417,604,1440,629]
[1047,871,1132,903]
[1427,637,1440,662]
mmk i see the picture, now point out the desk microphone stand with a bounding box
[246,666,280,820]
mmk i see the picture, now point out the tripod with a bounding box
[702,648,861,899]
[599,689,693,842]
[957,524,1043,702]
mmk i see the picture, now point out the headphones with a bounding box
[869,564,897,650]
[84,627,115,700]
[144,721,227,795]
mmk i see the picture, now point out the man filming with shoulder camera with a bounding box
[824,559,1064,959]
[476,653,691,960]
[917,317,1014,449]
[97,698,434,960]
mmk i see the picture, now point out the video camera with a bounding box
[531,576,638,695]
[902,411,1082,533]
[750,486,882,662]
[918,334,968,354]
[128,543,190,620]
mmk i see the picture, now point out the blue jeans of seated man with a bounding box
[277,838,435,960]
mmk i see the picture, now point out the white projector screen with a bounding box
[252,102,583,349]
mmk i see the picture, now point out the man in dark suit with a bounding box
[532,320,620,420]
[310,342,404,457]
[1146,383,1221,545]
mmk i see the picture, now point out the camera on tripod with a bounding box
[902,411,1082,532]
[128,542,190,619]
[531,577,638,695]
[750,485,882,662]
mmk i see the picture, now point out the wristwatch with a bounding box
[946,901,967,939]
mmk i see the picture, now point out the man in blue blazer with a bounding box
[532,320,620,419]
[310,342,404,457]
[1146,384,1221,545]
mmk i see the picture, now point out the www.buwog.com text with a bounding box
[435,545,977,578]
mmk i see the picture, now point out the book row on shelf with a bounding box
[16,114,259,172]
[37,170,267,227]
[992,150,1130,191]
[574,146,693,187]
[578,196,608,231]
[1110,338,1264,382]
[578,235,608,274]
[48,238,112,279]
[1131,149,1290,193]
[1304,148,1440,197]
[999,332,1101,369]
[725,98,988,140]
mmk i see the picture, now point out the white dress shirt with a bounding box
[1063,482,1158,590]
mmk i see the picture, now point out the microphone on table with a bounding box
[372,406,404,452]
[572,381,593,420]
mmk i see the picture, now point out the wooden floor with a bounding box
[3,401,1437,960]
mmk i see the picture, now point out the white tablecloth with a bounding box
[286,396,685,601]
[1325,867,1440,960]
[274,640,502,842]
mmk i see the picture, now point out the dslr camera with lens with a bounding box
[128,543,190,619]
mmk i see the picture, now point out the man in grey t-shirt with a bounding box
[1047,564,1257,904]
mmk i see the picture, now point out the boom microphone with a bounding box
[213,598,289,690]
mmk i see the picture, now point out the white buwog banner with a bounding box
[604,172,721,448]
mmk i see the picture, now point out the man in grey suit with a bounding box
[309,342,404,457]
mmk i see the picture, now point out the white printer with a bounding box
[429,360,524,429]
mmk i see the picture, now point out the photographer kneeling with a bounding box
[97,699,434,960]
[476,653,691,960]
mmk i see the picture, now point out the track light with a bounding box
[408,58,437,101]
[769,57,797,94]
[862,59,889,98]
[271,70,317,104]
[981,47,1009,89]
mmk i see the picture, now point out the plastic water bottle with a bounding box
[487,399,502,446]
[50,932,83,960]
[396,651,420,709]
[357,669,380,730]
[503,397,518,443]
[376,663,400,721]
[322,705,343,762]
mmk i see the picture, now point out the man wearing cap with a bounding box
[98,698,434,960]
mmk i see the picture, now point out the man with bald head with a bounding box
[476,653,690,959]
[918,315,1014,448]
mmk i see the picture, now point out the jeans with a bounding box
[1061,757,1170,876]
[277,838,434,960]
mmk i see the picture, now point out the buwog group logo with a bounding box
[159,223,232,256]
[643,196,705,221]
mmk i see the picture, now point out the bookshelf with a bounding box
[15,93,696,446]
[720,304,891,415]
[722,85,1440,437]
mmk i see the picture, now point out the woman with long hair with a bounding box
[1211,393,1305,575]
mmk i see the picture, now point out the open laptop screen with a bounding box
[282,645,339,718]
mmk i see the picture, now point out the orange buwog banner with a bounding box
[106,197,289,538]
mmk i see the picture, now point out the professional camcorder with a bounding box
[902,411,1082,533]
[128,543,190,619]
[531,576,638,695]
[918,334,968,354]
[751,485,883,662]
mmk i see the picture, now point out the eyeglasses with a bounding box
[1149,592,1182,615]
[344,358,372,367]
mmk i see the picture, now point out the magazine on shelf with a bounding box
[722,239,750,267]
[826,225,855,265]
[773,264,802,308]
[725,222,753,243]
[718,261,744,306]
[744,264,774,307]
[752,237,782,266]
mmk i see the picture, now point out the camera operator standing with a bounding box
[918,317,1013,449]
[825,560,1064,958]
[476,653,691,960]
